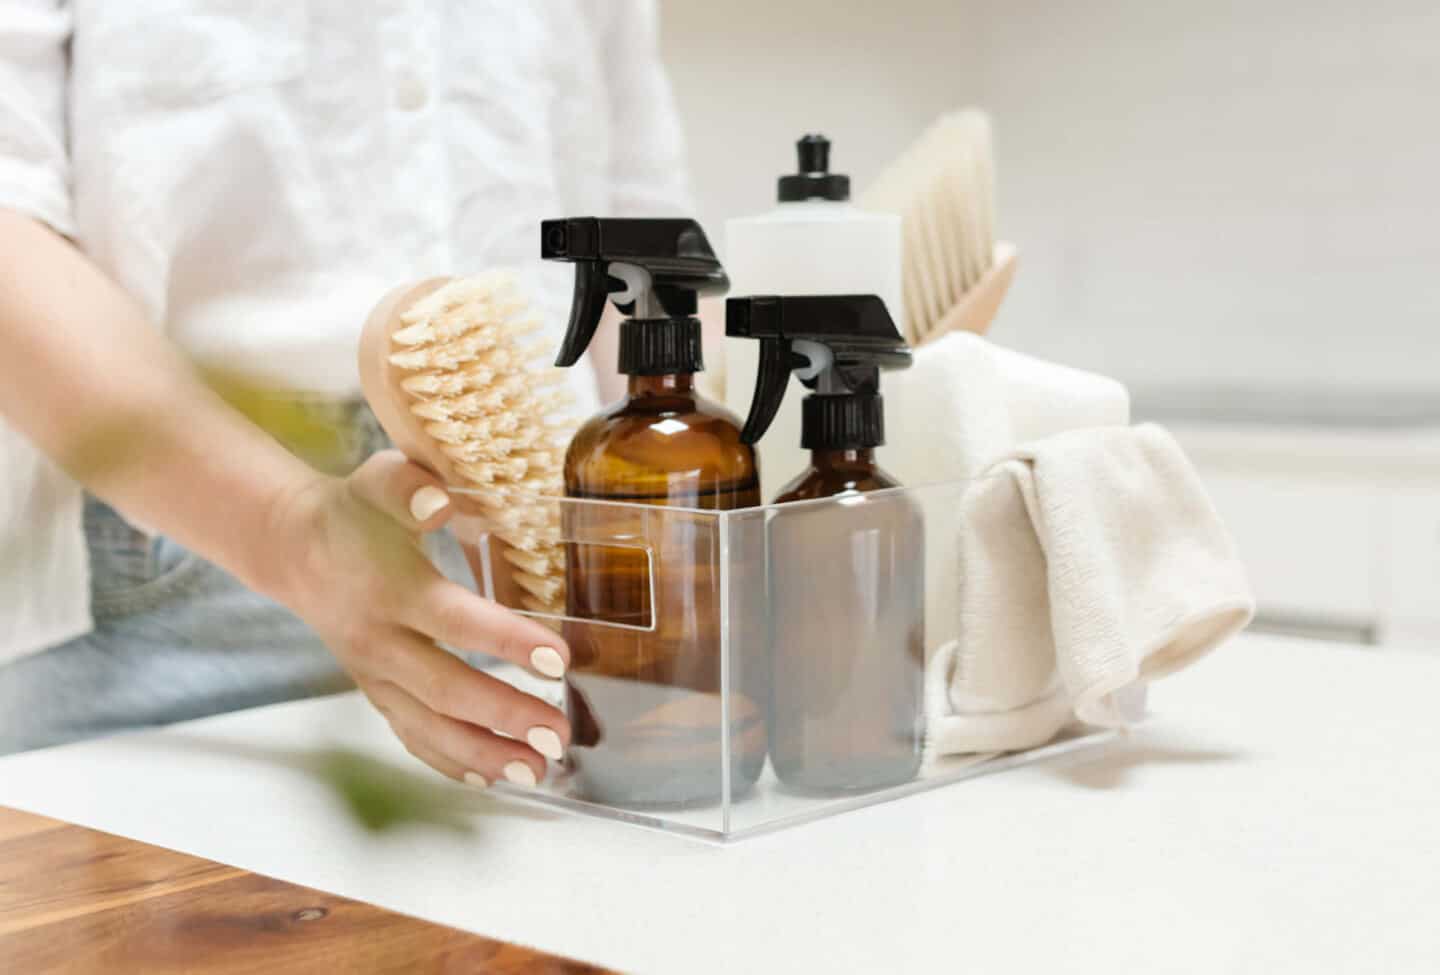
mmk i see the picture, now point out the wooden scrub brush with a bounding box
[859,109,1018,345]
[359,272,574,617]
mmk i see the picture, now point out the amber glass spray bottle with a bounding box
[542,217,765,806]
[728,294,923,793]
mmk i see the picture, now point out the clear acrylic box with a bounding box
[445,478,1109,842]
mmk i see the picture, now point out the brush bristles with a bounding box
[859,109,997,346]
[390,272,572,616]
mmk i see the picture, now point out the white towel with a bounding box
[927,424,1255,755]
[885,330,1131,485]
[884,332,1131,665]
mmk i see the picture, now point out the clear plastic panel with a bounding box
[444,479,1110,842]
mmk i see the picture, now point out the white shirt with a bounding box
[0,0,692,661]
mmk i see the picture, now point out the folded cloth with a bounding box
[927,424,1255,755]
[884,331,1131,666]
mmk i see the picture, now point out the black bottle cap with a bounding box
[618,318,705,376]
[801,394,884,449]
[777,134,851,202]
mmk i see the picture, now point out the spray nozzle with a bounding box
[725,295,911,445]
[541,217,728,368]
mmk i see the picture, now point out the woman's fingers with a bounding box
[347,451,570,681]
[348,448,453,532]
[404,576,571,680]
[363,629,570,757]
[365,678,550,787]
[338,446,573,786]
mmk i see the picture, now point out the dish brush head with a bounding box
[359,272,573,616]
[859,109,1016,345]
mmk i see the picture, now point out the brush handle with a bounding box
[920,242,1018,345]
[358,276,457,481]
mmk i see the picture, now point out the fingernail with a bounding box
[409,485,450,522]
[503,760,537,787]
[530,646,565,679]
[463,771,489,789]
[527,726,564,761]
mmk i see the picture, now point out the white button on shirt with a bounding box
[0,0,694,661]
[393,68,430,112]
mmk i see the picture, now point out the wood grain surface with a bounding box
[0,806,611,974]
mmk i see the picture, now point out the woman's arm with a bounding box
[0,210,315,592]
[0,210,571,785]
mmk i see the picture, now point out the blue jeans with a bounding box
[0,396,401,755]
[0,497,351,754]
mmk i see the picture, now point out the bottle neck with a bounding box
[810,447,877,472]
[627,373,696,399]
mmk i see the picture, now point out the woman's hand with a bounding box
[266,449,571,788]
[0,214,567,782]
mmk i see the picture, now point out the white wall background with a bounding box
[660,0,1440,414]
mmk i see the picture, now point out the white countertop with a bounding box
[3,632,1438,974]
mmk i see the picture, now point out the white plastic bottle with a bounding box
[724,135,903,497]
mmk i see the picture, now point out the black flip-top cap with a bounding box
[778,134,850,202]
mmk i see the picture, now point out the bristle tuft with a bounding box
[391,273,576,610]
[857,109,997,345]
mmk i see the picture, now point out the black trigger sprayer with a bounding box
[725,294,912,455]
[541,217,729,373]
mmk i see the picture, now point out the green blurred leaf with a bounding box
[204,368,347,461]
[314,748,475,834]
